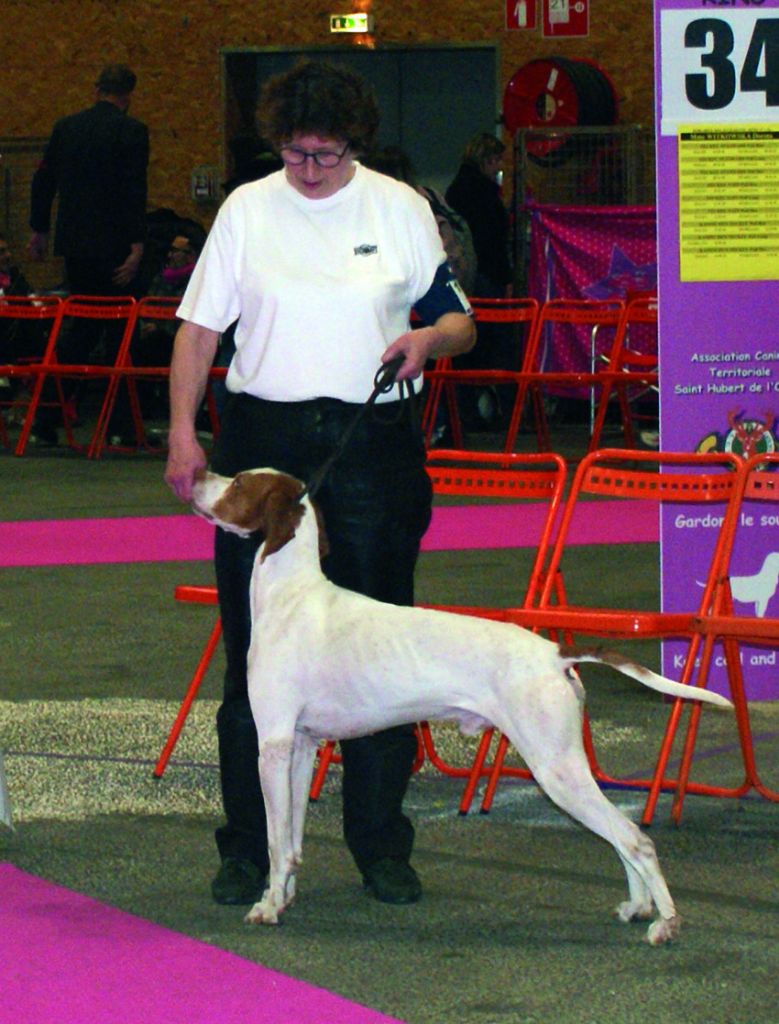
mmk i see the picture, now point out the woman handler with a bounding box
[165,60,475,907]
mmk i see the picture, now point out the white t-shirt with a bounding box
[177,163,446,403]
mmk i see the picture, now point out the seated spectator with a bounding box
[132,224,207,421]
[0,235,31,299]
[0,235,47,367]
[144,226,205,311]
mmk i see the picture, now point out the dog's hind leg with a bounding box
[614,851,654,922]
[525,748,681,945]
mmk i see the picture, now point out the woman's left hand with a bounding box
[381,328,437,380]
[382,311,476,379]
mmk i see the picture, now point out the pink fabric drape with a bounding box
[526,202,657,380]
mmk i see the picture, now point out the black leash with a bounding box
[299,355,414,502]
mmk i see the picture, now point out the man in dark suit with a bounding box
[27,64,149,444]
[29,63,149,291]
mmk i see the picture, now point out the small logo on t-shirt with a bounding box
[353,244,378,256]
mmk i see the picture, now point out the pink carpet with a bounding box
[0,502,658,568]
[0,863,404,1024]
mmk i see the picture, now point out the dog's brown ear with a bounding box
[259,477,305,560]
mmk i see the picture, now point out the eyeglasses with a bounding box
[279,143,349,168]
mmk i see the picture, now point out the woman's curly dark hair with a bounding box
[257,60,380,156]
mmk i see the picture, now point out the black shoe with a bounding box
[362,858,422,905]
[211,857,266,905]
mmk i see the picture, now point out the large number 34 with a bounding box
[685,17,779,108]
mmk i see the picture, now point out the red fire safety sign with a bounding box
[542,0,589,37]
[506,0,537,30]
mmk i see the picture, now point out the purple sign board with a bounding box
[655,0,779,699]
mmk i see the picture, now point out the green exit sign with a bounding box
[329,12,374,33]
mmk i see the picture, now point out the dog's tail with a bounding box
[558,644,734,709]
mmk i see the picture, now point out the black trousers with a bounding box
[210,391,432,875]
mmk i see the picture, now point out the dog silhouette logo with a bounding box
[730,551,779,618]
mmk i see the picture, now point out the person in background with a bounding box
[28,62,148,295]
[0,236,39,379]
[164,59,475,909]
[363,145,480,444]
[146,227,204,298]
[27,63,149,446]
[0,235,31,300]
[363,145,477,296]
[132,224,207,423]
[446,133,516,428]
[445,132,513,299]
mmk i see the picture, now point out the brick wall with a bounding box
[1,0,654,288]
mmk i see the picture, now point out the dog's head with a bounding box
[191,468,328,560]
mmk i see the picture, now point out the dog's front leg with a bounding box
[245,738,295,925]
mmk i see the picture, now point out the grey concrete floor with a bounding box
[1,439,778,1024]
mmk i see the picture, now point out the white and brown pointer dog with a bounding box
[192,467,733,945]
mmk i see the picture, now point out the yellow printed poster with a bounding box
[678,124,779,282]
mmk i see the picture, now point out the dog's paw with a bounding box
[646,915,682,946]
[614,899,654,923]
[244,895,281,926]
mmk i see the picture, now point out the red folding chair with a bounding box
[487,448,745,823]
[589,295,658,452]
[153,585,223,779]
[155,448,567,816]
[15,294,138,456]
[669,451,779,823]
[311,451,567,801]
[420,448,567,813]
[502,297,625,454]
[89,295,178,457]
[0,295,63,449]
[90,294,226,458]
[422,297,540,449]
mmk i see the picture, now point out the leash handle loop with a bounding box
[373,353,406,394]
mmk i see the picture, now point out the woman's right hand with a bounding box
[165,432,208,503]
[164,320,220,502]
